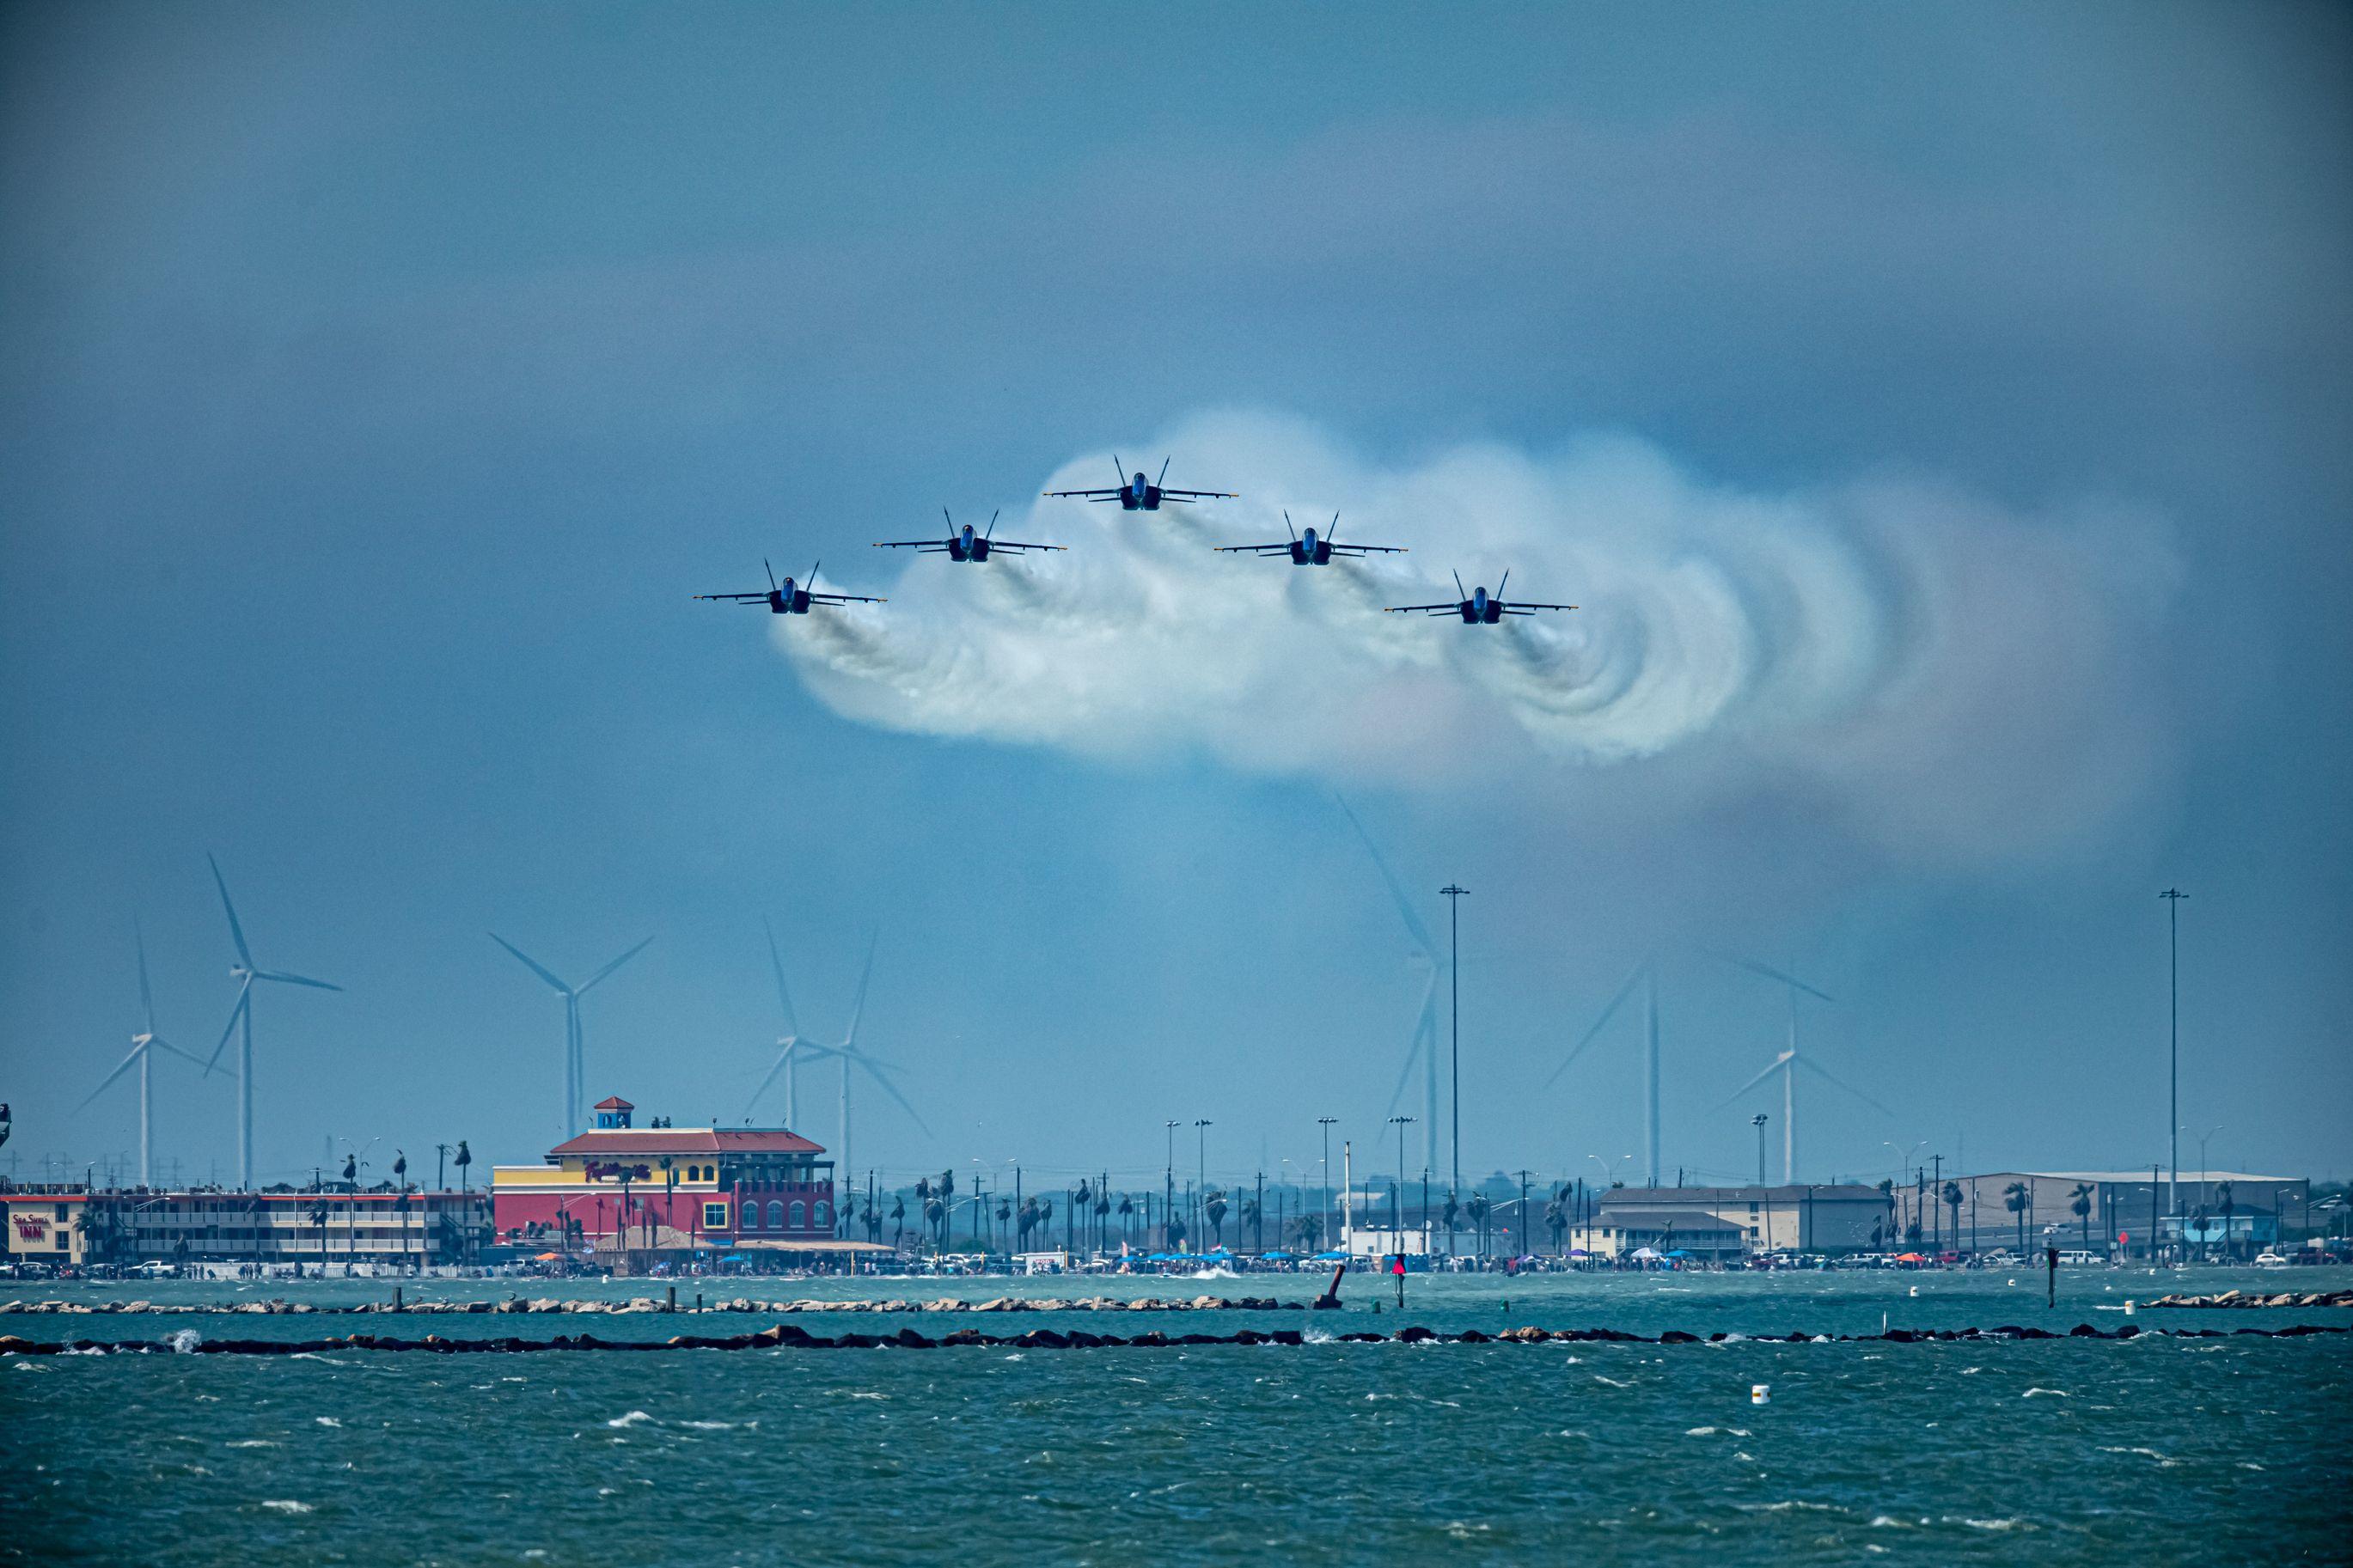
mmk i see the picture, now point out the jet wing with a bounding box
[1500,602,1577,613]
[984,540,1066,553]
[694,591,771,601]
[1212,542,1296,555]
[872,540,951,552]
[1159,486,1238,500]
[808,590,887,606]
[1042,486,1122,501]
[1329,543,1408,555]
[1384,601,1461,614]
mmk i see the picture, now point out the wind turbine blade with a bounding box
[1715,1051,1793,1108]
[205,982,253,1077]
[746,1043,796,1120]
[579,936,653,995]
[1795,1052,1895,1117]
[763,917,802,1038]
[207,854,254,968]
[854,1053,932,1138]
[490,934,573,995]
[1545,962,1644,1088]
[76,1043,147,1113]
[1382,973,1434,1117]
[839,930,878,1050]
[135,917,156,1034]
[257,969,342,991]
[1335,794,1439,954]
[146,1034,207,1068]
[1720,953,1836,1004]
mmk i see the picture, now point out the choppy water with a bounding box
[9,1267,2349,1564]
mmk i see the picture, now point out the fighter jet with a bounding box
[1214,511,1404,565]
[1387,570,1574,623]
[1044,455,1235,511]
[873,509,1065,563]
[695,560,884,615]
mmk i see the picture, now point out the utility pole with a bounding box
[1317,1117,1337,1255]
[2160,888,2187,1229]
[1932,1154,1943,1250]
[1517,1169,1531,1257]
[1440,884,1470,1201]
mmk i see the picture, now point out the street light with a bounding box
[1317,1117,1337,1258]
[1589,1152,1634,1187]
[1390,1116,1415,1254]
[1752,1114,1769,1187]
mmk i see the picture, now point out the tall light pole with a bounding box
[1195,1120,1212,1220]
[2160,888,2187,1225]
[1389,1115,1414,1253]
[1439,885,1469,1202]
[1164,1120,1178,1248]
[2196,1124,2223,1206]
[1752,1114,1769,1187]
[1317,1117,1337,1254]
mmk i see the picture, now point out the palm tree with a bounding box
[889,1195,906,1250]
[1293,1212,1323,1253]
[1544,1191,1567,1255]
[1116,1193,1134,1247]
[393,1150,412,1274]
[1241,1193,1262,1254]
[309,1197,329,1272]
[1071,1181,1090,1254]
[995,1197,1011,1252]
[2216,1182,2236,1260]
[1094,1186,1112,1252]
[1166,1212,1189,1254]
[2069,1183,2094,1253]
[1942,1181,1963,1252]
[2003,1181,2029,1256]
[454,1139,473,1193]
[1442,1192,1462,1255]
[1466,1193,1492,1258]
[923,1189,946,1252]
[1203,1189,1228,1249]
[935,1171,956,1250]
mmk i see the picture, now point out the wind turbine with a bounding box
[1549,955,1663,1187]
[751,930,928,1186]
[203,856,341,1191]
[1719,957,1888,1182]
[77,920,206,1187]
[746,917,806,1128]
[490,931,653,1137]
[1338,796,1441,1183]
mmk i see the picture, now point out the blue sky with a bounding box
[3,3,2347,1198]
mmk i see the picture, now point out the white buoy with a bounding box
[1908,1285,1919,1297]
[1751,1383,1770,1406]
[2124,1299,2136,1317]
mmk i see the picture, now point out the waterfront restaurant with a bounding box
[491,1095,850,1259]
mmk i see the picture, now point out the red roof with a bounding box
[593,1096,634,1111]
[547,1127,824,1157]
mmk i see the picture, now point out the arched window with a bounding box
[786,1201,806,1229]
[815,1201,832,1229]
[767,1200,785,1228]
[741,1203,761,1230]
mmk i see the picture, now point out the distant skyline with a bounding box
[3,4,2347,1193]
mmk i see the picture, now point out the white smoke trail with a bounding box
[780,411,2177,862]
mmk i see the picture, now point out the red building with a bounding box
[492,1096,837,1254]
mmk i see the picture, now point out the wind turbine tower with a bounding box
[1339,796,1441,1181]
[204,857,342,1190]
[1551,956,1664,1187]
[1722,958,1888,1183]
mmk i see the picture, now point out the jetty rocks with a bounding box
[0,1294,1300,1317]
[2142,1289,2353,1310]
[2,1320,2348,1359]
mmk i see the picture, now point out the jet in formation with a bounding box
[873,509,1066,563]
[696,561,885,615]
[1045,455,1235,511]
[1388,570,1575,624]
[1215,510,1405,566]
